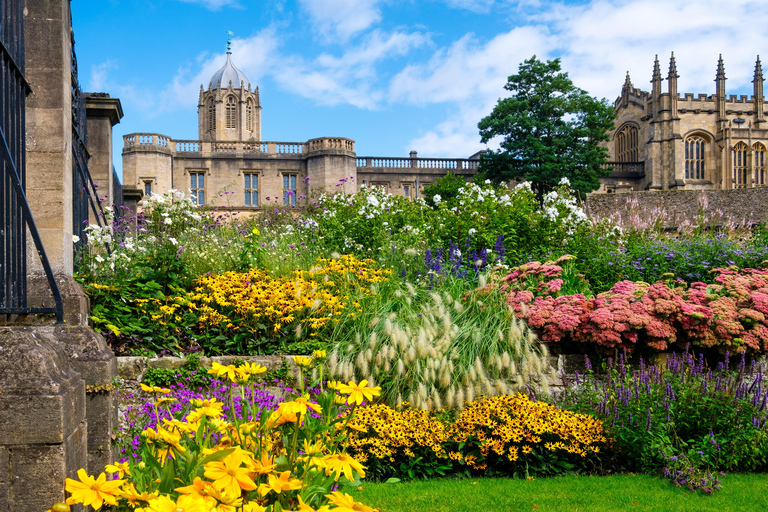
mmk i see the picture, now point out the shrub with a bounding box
[447,393,608,477]
[554,350,768,484]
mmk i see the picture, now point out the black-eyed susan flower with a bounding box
[65,469,124,510]
[338,380,381,406]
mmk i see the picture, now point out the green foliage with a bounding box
[142,353,208,388]
[478,55,615,198]
[421,172,468,208]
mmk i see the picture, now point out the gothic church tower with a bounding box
[198,39,261,141]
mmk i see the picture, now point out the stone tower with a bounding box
[198,42,261,141]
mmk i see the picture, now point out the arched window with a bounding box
[753,142,766,187]
[226,96,237,129]
[685,135,707,180]
[733,142,749,187]
[246,99,253,132]
[615,124,639,162]
[207,99,215,132]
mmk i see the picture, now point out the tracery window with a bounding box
[207,99,215,132]
[684,135,707,180]
[733,142,749,187]
[615,124,639,162]
[754,143,766,186]
[226,96,236,129]
[246,100,253,132]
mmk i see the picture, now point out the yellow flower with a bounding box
[251,228,260,235]
[338,380,381,406]
[239,361,267,375]
[327,380,343,391]
[257,471,303,496]
[147,494,210,512]
[117,483,158,506]
[312,349,327,359]
[104,461,131,478]
[243,503,267,512]
[140,383,171,394]
[244,452,278,475]
[156,397,176,406]
[204,451,258,498]
[325,491,375,512]
[293,355,313,368]
[65,469,124,510]
[208,362,241,382]
[294,496,330,512]
[322,453,366,482]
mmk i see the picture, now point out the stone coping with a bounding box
[117,355,295,381]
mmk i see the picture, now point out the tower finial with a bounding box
[716,54,726,80]
[755,55,763,82]
[623,71,632,88]
[668,52,678,79]
[652,55,662,81]
[227,30,233,53]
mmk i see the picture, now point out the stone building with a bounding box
[601,53,768,193]
[122,48,480,209]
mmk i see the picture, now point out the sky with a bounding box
[70,0,768,178]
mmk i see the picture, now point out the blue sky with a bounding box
[70,0,768,177]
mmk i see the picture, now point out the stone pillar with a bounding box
[85,93,123,208]
[3,6,120,512]
[0,328,87,512]
[306,137,357,194]
[24,0,74,275]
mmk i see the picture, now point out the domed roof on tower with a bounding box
[209,34,249,89]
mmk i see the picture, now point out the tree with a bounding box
[478,56,615,198]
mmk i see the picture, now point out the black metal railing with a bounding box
[112,164,123,213]
[69,8,111,263]
[0,0,63,322]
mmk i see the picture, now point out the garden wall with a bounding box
[585,187,768,227]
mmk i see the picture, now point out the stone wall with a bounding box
[585,187,768,227]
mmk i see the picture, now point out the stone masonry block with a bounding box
[0,447,8,482]
[86,393,117,472]
[0,328,86,445]
[118,357,148,380]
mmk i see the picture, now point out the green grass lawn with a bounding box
[351,474,768,512]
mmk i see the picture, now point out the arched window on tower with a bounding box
[207,99,215,132]
[246,99,253,132]
[615,124,639,162]
[684,135,707,180]
[733,141,749,188]
[753,142,766,187]
[226,97,237,129]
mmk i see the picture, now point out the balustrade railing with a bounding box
[602,161,645,176]
[356,156,480,171]
[175,140,200,152]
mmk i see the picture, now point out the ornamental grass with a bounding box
[59,361,380,512]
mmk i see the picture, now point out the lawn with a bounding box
[353,474,768,512]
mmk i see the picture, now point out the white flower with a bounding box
[433,194,442,205]
[163,217,172,225]
[468,228,477,236]
[72,235,80,243]
[95,255,104,263]
[169,237,178,246]
[485,179,491,184]
[559,177,570,186]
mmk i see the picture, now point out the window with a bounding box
[244,173,258,206]
[226,96,236,129]
[754,143,766,186]
[246,100,253,132]
[403,185,410,198]
[144,181,152,196]
[733,142,749,187]
[362,179,367,186]
[207,99,215,132]
[283,174,297,206]
[615,124,639,162]
[685,135,707,180]
[190,172,205,205]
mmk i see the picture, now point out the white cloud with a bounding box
[443,0,495,13]
[273,29,430,108]
[87,60,116,92]
[298,0,383,40]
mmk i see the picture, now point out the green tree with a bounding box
[478,56,615,198]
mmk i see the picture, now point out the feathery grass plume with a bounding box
[356,351,366,371]
[388,345,396,360]
[331,251,341,259]
[396,393,404,409]
[540,376,550,394]
[404,248,419,257]
[311,298,322,312]
[369,332,378,351]
[295,323,303,339]
[397,359,405,376]
[418,383,428,402]
[510,360,517,376]
[383,318,393,336]
[439,369,451,389]
[395,289,403,298]
[446,386,456,409]
[466,385,475,404]
[405,282,417,296]
[469,366,477,382]
[365,348,373,362]
[455,388,465,410]
[329,351,338,369]
[384,359,391,372]
[370,316,380,328]
[502,351,511,368]
[375,352,382,368]
[453,301,465,313]
[432,390,443,411]
[479,273,487,288]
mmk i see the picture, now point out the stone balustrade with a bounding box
[356,156,479,171]
[123,133,358,157]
